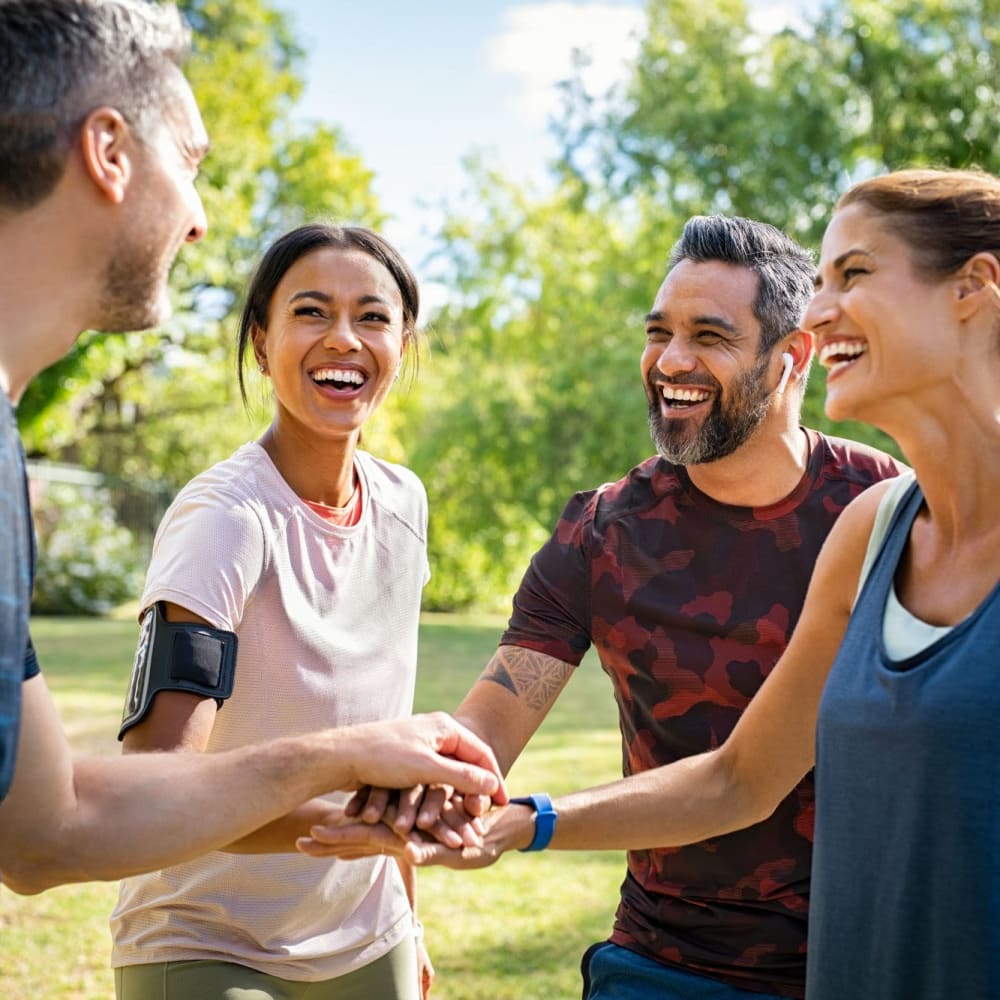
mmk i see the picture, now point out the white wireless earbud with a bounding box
[776,352,794,394]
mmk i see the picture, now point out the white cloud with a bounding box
[486,3,646,125]
[747,0,812,37]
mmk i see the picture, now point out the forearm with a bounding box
[396,854,418,911]
[487,750,769,856]
[549,751,768,850]
[455,646,574,775]
[223,797,346,854]
[1,729,359,892]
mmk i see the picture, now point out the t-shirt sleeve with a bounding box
[416,475,431,588]
[500,490,595,666]
[141,489,266,631]
[0,409,35,801]
[23,636,39,680]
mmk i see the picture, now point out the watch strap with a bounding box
[510,793,557,851]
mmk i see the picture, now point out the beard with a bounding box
[648,351,772,465]
[95,235,174,334]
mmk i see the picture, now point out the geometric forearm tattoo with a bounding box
[480,645,574,711]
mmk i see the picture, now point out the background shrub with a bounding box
[31,483,146,615]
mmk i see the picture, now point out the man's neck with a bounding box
[0,203,94,401]
[685,423,811,508]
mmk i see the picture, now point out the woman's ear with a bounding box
[79,106,133,204]
[251,324,268,374]
[955,252,1000,321]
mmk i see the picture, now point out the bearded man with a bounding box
[391,215,905,1000]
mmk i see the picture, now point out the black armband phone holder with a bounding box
[118,601,238,739]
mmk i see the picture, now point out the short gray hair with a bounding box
[0,0,191,210]
[667,215,815,354]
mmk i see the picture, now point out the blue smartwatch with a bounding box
[510,793,558,852]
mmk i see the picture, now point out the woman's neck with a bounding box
[259,423,358,507]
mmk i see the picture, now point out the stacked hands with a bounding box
[298,757,536,869]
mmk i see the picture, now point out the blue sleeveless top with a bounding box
[809,479,1000,998]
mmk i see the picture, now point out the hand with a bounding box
[348,785,486,849]
[298,801,536,869]
[344,713,508,804]
[418,940,434,999]
[297,819,408,860]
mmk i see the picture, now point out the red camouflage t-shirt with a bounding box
[501,429,906,997]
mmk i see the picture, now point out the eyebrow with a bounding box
[814,247,874,288]
[644,309,737,333]
[833,247,873,269]
[288,291,393,308]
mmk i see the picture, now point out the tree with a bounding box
[569,0,1000,242]
[393,161,673,609]
[407,0,1000,607]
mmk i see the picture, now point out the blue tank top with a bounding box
[809,480,1000,999]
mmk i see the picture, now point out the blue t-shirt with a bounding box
[0,393,40,802]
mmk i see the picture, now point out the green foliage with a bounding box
[17,0,980,612]
[397,164,661,609]
[579,0,1000,243]
[30,484,146,615]
[17,0,383,490]
[408,0,991,608]
[814,0,1000,174]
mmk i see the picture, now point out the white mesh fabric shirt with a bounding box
[111,442,429,981]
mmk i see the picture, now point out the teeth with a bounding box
[819,340,867,367]
[660,386,711,402]
[313,368,365,386]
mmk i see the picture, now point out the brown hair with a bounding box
[837,168,1000,280]
[0,0,190,210]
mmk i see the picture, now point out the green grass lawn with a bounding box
[1,614,626,999]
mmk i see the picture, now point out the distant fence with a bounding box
[26,460,173,545]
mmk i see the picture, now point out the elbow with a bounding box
[0,826,99,895]
[717,748,787,832]
[0,854,73,895]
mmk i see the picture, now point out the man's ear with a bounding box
[781,327,815,374]
[79,106,133,205]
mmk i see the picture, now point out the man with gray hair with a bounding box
[310,216,905,999]
[0,0,504,895]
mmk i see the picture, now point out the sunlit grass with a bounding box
[2,614,626,999]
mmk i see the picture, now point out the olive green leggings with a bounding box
[114,937,418,1000]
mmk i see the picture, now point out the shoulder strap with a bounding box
[854,472,920,605]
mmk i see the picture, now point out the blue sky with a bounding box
[272,1,808,300]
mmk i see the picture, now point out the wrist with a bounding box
[499,803,537,851]
[301,728,358,797]
[509,793,558,851]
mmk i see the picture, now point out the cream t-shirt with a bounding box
[112,443,429,981]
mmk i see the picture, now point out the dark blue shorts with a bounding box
[581,941,786,1000]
